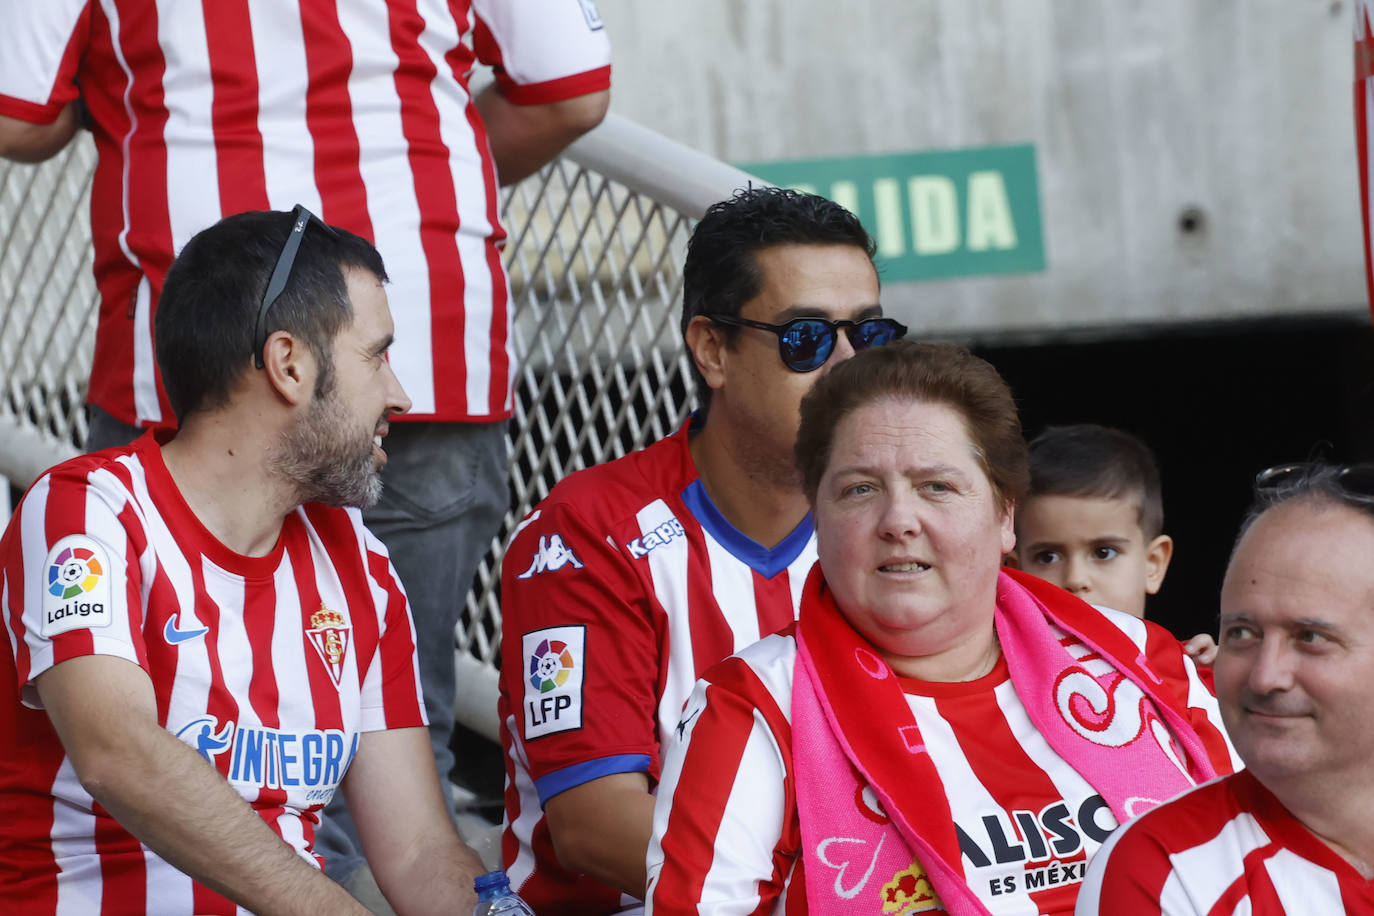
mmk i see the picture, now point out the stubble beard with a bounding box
[272,389,384,510]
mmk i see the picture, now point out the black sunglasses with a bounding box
[706,314,908,372]
[1254,462,1374,504]
[253,204,339,369]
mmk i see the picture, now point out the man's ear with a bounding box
[260,330,315,407]
[684,315,728,392]
[1144,533,1174,595]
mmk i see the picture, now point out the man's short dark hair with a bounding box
[681,187,877,413]
[155,209,387,422]
[1026,424,1165,539]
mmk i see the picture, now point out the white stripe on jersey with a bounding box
[458,219,497,417]
[1159,814,1271,913]
[648,634,797,914]
[704,722,783,912]
[503,717,541,891]
[248,1,321,211]
[101,0,148,273]
[50,757,98,916]
[1268,847,1344,912]
[157,1,221,252]
[335,2,440,416]
[425,0,502,417]
[703,534,763,652]
[640,499,696,739]
[994,680,1115,839]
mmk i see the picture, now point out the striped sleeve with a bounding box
[1076,778,1249,916]
[4,465,146,700]
[358,525,425,731]
[471,0,611,104]
[0,0,89,121]
[1074,806,1179,915]
[647,637,800,915]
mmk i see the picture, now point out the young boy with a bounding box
[1010,424,1174,618]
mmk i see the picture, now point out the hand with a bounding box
[1182,633,1217,667]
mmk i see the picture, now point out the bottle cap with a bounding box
[474,870,510,893]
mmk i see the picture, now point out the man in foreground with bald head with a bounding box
[1077,462,1374,914]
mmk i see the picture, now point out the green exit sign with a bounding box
[741,144,1046,283]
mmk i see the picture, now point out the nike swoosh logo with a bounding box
[164,616,210,645]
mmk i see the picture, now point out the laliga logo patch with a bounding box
[529,638,576,693]
[41,536,113,637]
[522,625,586,740]
[49,544,102,599]
[305,604,351,690]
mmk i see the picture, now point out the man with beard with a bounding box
[0,209,485,914]
[1076,462,1374,914]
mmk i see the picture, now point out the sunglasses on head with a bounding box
[253,204,339,369]
[706,314,908,372]
[1254,462,1374,504]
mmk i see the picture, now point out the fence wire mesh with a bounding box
[0,133,700,682]
[0,137,99,455]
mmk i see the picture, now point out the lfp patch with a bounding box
[522,625,585,740]
[41,535,113,637]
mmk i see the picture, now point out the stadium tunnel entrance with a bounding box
[974,311,1374,640]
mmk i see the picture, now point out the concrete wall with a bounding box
[594,0,1365,339]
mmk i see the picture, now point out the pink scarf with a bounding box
[793,568,1222,915]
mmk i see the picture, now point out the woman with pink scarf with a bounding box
[645,341,1239,916]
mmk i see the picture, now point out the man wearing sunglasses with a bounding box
[1078,463,1374,913]
[497,187,905,913]
[0,210,485,914]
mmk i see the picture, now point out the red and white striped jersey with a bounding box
[498,421,817,915]
[0,433,427,915]
[1076,770,1374,915]
[646,611,1235,916]
[0,0,611,426]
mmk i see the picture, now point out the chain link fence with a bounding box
[0,115,761,739]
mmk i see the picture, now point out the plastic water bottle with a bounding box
[473,870,535,916]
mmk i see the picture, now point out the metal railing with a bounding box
[0,114,763,741]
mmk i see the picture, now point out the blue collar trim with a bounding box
[680,479,813,578]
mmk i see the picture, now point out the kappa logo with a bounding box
[517,534,584,579]
[625,518,686,559]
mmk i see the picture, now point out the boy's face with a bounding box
[1011,494,1173,617]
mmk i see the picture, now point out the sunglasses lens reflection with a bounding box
[779,320,834,371]
[851,318,902,351]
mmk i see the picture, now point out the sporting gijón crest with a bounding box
[305,604,351,689]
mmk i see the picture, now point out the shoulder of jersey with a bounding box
[37,448,141,496]
[538,434,688,518]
